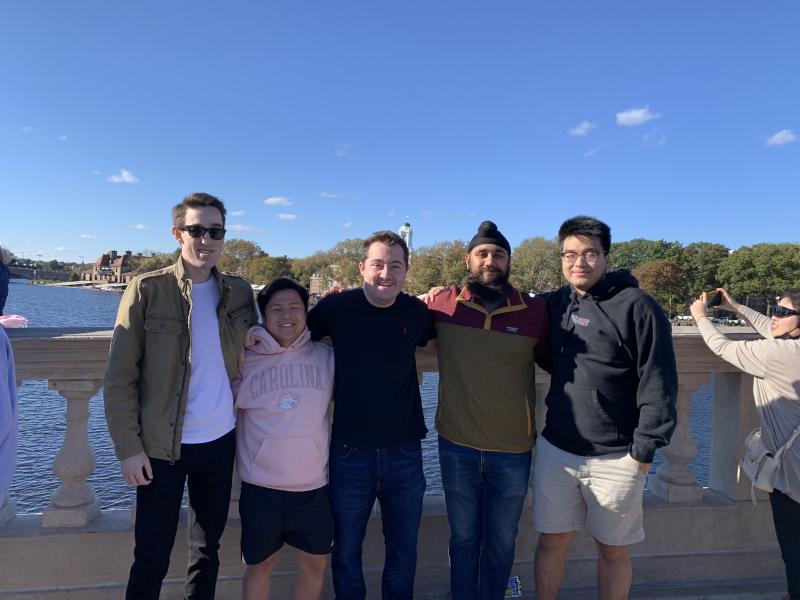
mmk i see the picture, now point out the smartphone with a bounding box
[706,291,722,308]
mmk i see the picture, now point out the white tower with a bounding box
[399,221,413,251]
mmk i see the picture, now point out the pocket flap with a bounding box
[228,304,255,329]
[144,316,184,334]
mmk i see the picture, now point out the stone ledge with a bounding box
[0,492,784,598]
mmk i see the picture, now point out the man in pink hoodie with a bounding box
[234,278,335,600]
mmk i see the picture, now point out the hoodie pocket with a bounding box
[253,436,326,489]
[558,381,620,446]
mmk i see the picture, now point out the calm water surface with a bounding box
[5,279,711,514]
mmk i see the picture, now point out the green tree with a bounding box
[611,239,683,271]
[680,242,730,298]
[135,251,179,274]
[406,240,468,295]
[717,243,800,299]
[217,239,262,275]
[243,255,293,286]
[510,237,562,293]
[327,238,365,288]
[632,260,685,316]
[291,251,334,288]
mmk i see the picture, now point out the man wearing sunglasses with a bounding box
[104,192,258,599]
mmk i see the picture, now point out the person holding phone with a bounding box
[690,288,800,600]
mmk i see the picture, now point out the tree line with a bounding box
[117,237,800,315]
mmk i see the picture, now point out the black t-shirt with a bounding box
[307,288,435,447]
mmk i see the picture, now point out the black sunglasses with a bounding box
[772,304,799,318]
[180,225,226,240]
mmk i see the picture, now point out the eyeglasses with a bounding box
[560,249,606,264]
[180,225,226,240]
[771,305,799,318]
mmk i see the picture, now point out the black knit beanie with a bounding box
[468,221,511,254]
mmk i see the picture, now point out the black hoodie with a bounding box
[541,270,677,462]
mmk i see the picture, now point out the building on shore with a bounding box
[81,250,139,284]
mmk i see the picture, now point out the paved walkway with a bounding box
[564,578,786,600]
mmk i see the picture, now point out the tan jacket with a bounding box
[103,259,257,461]
[698,305,800,502]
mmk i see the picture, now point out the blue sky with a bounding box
[1,1,798,263]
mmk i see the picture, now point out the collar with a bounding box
[456,284,528,317]
[173,258,225,297]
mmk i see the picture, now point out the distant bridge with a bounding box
[8,266,72,281]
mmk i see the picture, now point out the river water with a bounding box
[4,279,711,514]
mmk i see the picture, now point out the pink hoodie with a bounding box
[234,325,334,492]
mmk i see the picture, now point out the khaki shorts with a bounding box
[533,436,646,546]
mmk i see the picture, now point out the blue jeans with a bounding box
[438,435,532,600]
[329,439,426,600]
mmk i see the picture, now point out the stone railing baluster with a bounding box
[42,379,102,527]
[8,328,111,527]
[649,372,707,502]
[709,371,762,502]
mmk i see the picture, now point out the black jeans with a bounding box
[126,430,235,600]
[771,488,800,599]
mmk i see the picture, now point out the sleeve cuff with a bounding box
[115,437,145,461]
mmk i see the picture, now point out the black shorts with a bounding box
[239,481,334,565]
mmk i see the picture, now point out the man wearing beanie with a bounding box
[426,221,548,600]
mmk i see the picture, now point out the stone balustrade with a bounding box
[0,326,785,598]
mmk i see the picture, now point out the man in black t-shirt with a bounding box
[307,231,434,600]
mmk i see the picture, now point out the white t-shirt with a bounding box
[181,278,236,444]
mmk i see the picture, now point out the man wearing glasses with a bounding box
[104,193,257,599]
[533,215,678,600]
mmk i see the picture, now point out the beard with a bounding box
[467,265,509,288]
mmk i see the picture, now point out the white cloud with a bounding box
[336,143,354,158]
[584,146,602,157]
[229,209,245,217]
[642,129,667,146]
[56,135,67,141]
[616,106,660,127]
[277,213,297,221]
[130,223,149,230]
[341,222,353,229]
[21,126,34,134]
[264,196,292,206]
[54,246,68,252]
[79,234,98,239]
[421,210,434,219]
[319,192,340,199]
[387,210,397,218]
[229,224,258,232]
[92,170,102,176]
[108,169,140,183]
[765,129,797,147]
[569,120,595,136]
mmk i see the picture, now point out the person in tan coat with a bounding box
[691,288,800,600]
